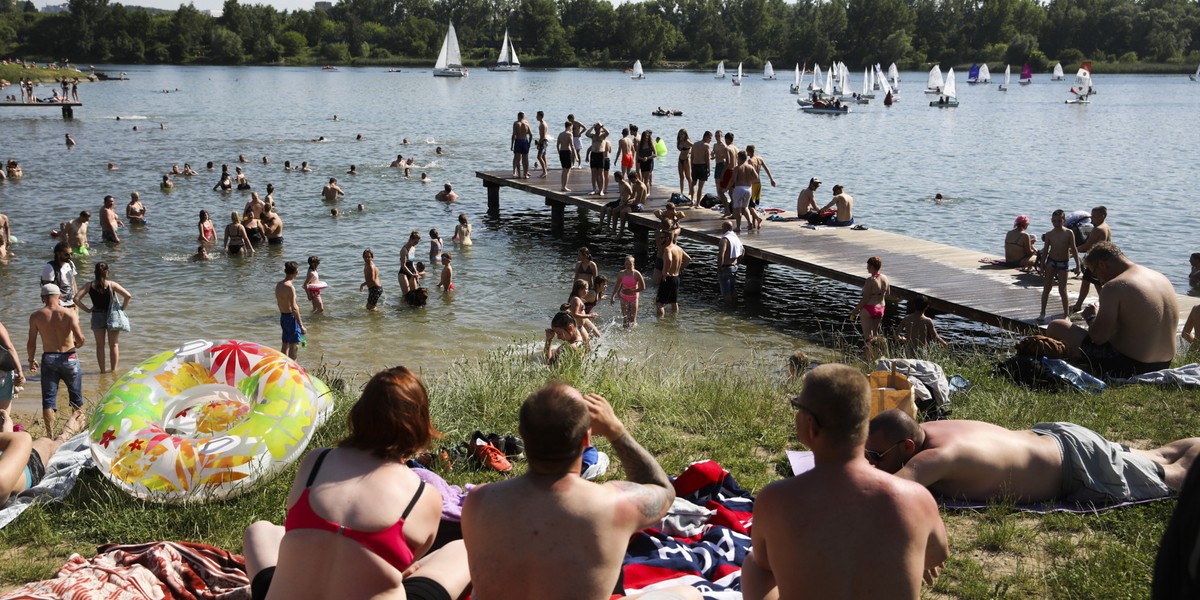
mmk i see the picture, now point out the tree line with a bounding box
[1,0,1198,70]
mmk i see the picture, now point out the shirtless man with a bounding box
[1004,214,1037,270]
[60,211,90,255]
[1045,241,1178,377]
[244,192,265,221]
[275,262,307,360]
[358,249,382,311]
[796,177,821,221]
[868,409,1199,504]
[0,409,84,501]
[819,184,855,226]
[744,366,948,600]
[616,127,634,178]
[511,111,533,178]
[569,114,587,167]
[711,130,727,205]
[390,154,404,168]
[321,178,344,202]
[540,311,591,365]
[716,132,738,208]
[717,220,743,305]
[27,284,85,437]
[744,144,776,211]
[261,204,283,245]
[1071,206,1111,313]
[435,183,458,202]
[462,382,700,600]
[99,195,123,244]
[689,131,713,205]
[0,212,11,260]
[585,122,610,195]
[556,122,574,192]
[656,234,691,318]
[64,133,75,147]
[728,151,758,232]
[535,110,549,177]
[1037,209,1081,323]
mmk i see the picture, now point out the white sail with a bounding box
[861,69,869,96]
[979,63,990,82]
[509,35,520,66]
[878,68,893,95]
[497,29,510,64]
[794,64,801,86]
[944,68,957,99]
[812,64,822,91]
[631,59,644,79]
[927,65,944,91]
[1005,65,1011,85]
[888,62,900,84]
[868,68,875,91]
[1192,63,1198,80]
[763,61,775,79]
[434,21,466,76]
[1071,68,1093,96]
[737,62,743,79]
[716,61,725,78]
[837,66,846,94]
[1053,63,1064,79]
[825,67,833,95]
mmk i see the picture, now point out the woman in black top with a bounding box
[74,262,132,373]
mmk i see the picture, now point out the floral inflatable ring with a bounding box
[89,340,333,503]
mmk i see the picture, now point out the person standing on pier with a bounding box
[1071,206,1111,313]
[556,122,574,192]
[689,131,713,206]
[586,122,610,196]
[511,112,532,179]
[1037,209,1080,323]
[535,110,549,178]
[321,178,344,202]
[718,220,743,306]
[569,114,588,168]
[745,144,776,211]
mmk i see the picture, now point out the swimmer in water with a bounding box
[347,165,358,175]
[436,146,444,155]
[357,204,366,212]
[107,162,118,171]
[191,245,210,261]
[453,213,472,246]
[438,253,454,293]
[420,172,431,183]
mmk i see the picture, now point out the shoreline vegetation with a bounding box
[1,343,1197,597]
[1,0,1199,74]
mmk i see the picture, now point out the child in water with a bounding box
[438,253,454,293]
[610,255,646,328]
[453,213,473,246]
[895,296,948,354]
[584,275,607,314]
[304,255,325,314]
[566,279,602,338]
[429,229,443,264]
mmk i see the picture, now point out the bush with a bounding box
[1059,48,1085,65]
[321,42,350,63]
[369,46,392,59]
[981,43,1008,64]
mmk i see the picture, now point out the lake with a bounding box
[2,65,1198,407]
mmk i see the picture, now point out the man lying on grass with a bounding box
[868,409,1200,504]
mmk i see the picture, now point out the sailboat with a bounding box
[925,65,944,94]
[878,67,897,104]
[999,64,1010,91]
[930,68,959,107]
[1019,63,1032,85]
[763,61,776,80]
[790,63,804,94]
[834,64,847,96]
[1053,63,1065,80]
[433,21,468,77]
[1190,63,1198,81]
[825,67,834,98]
[630,60,645,80]
[1066,63,1094,104]
[733,62,743,86]
[873,64,882,90]
[856,68,871,103]
[810,64,821,91]
[967,63,980,84]
[488,28,520,72]
[979,64,991,83]
[888,62,900,91]
[715,61,726,79]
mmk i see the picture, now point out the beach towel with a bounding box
[620,460,752,599]
[0,541,249,600]
[1109,363,1200,389]
[0,432,91,530]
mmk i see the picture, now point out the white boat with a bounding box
[488,28,520,72]
[930,67,959,107]
[855,69,871,103]
[1066,65,1094,104]
[878,67,897,103]
[802,103,850,115]
[979,64,991,83]
[1190,63,1198,81]
[810,64,822,91]
[835,64,847,96]
[872,64,881,90]
[888,62,900,90]
[824,67,833,97]
[864,68,876,97]
[790,63,803,94]
[1053,63,1065,80]
[433,21,468,77]
[763,61,776,80]
[631,59,645,80]
[715,61,726,79]
[733,62,743,86]
[925,65,944,94]
[999,64,1010,91]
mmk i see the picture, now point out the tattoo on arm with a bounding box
[609,433,674,522]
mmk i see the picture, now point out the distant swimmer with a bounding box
[402,138,409,145]
[213,172,233,192]
[453,213,472,246]
[170,164,182,175]
[300,162,312,173]
[390,154,404,168]
[190,245,210,261]
[420,172,431,184]
[126,193,146,225]
[238,154,248,163]
[64,133,75,147]
[357,204,365,212]
[310,136,325,142]
[330,208,340,217]
[322,178,344,202]
[132,126,138,132]
[355,133,363,140]
[182,163,197,176]
[262,156,269,164]
[161,174,173,190]
[435,183,458,202]
[436,146,444,155]
[332,115,338,121]
[347,165,358,175]
[283,160,292,172]
[106,163,118,171]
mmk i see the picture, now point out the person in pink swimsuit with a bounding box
[610,255,646,327]
[851,256,890,347]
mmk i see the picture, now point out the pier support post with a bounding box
[485,181,500,216]
[62,105,73,119]
[744,256,767,297]
[631,224,649,256]
[546,199,565,235]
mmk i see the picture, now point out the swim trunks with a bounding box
[228,245,243,255]
[657,274,680,304]
[513,138,530,155]
[558,150,573,170]
[621,153,634,171]
[535,139,547,157]
[268,237,283,245]
[731,185,752,210]
[865,304,885,319]
[101,230,118,243]
[1031,422,1170,503]
[1077,337,1172,378]
[573,136,583,152]
[826,217,855,227]
[589,151,605,170]
[0,370,14,404]
[714,162,726,182]
[26,449,44,488]
[367,286,384,308]
[250,570,449,600]
[751,182,762,206]
[691,164,709,182]
[1046,258,1070,272]
[304,287,322,302]
[280,313,302,345]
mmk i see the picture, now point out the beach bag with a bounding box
[669,192,690,206]
[866,364,917,419]
[699,194,719,209]
[106,288,131,332]
[995,354,1063,391]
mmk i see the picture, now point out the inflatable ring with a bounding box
[89,339,333,503]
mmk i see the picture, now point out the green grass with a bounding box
[0,65,85,85]
[0,344,1196,597]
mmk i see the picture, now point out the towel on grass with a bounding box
[0,541,249,600]
[1109,363,1200,389]
[0,432,91,530]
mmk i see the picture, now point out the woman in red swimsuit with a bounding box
[850,256,890,350]
[243,367,470,600]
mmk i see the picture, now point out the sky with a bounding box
[37,0,632,15]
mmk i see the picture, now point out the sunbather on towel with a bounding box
[743,365,948,600]
[462,382,702,600]
[868,409,1200,504]
[0,409,83,502]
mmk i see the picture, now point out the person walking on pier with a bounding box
[689,131,713,206]
[535,110,549,178]
[556,122,574,192]
[511,111,532,179]
[851,256,890,346]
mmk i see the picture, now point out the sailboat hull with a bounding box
[488,65,519,72]
[929,100,960,107]
[434,69,468,77]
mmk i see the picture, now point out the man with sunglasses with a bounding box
[867,409,1198,504]
[742,365,948,600]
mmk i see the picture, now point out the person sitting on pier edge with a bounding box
[818,184,854,226]
[1004,215,1037,270]
[1044,241,1178,378]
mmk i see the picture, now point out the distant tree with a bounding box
[278,30,306,57]
[209,24,244,63]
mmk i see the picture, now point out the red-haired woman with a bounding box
[243,366,470,600]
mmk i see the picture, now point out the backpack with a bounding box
[699,193,719,209]
[669,192,690,206]
[995,354,1064,391]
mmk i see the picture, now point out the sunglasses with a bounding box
[789,397,820,426]
[865,441,904,464]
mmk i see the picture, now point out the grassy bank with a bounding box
[1,345,1196,597]
[0,65,87,84]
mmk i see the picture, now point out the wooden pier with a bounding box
[0,101,81,118]
[477,168,1199,334]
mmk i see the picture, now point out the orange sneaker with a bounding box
[471,438,512,473]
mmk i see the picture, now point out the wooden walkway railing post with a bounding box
[484,180,500,216]
[744,257,768,297]
[545,198,565,235]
